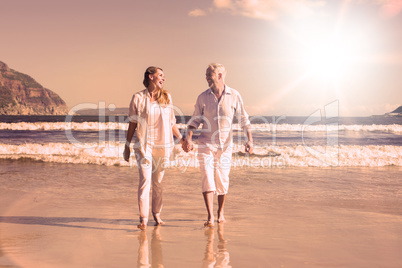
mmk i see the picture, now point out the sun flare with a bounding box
[303,37,357,81]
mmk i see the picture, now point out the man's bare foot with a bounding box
[137,222,147,230]
[204,220,214,228]
[217,210,225,223]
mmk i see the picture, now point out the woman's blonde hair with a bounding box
[143,66,170,105]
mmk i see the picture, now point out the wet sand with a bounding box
[0,160,401,267]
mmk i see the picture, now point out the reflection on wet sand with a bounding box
[203,224,231,268]
[137,231,149,267]
[137,224,230,267]
[151,226,163,268]
[137,226,163,268]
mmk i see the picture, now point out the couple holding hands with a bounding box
[123,63,253,230]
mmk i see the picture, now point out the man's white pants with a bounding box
[135,145,166,225]
[198,145,232,195]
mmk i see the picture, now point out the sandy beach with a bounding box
[2,0,402,266]
[0,159,401,267]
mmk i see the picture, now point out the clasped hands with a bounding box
[180,138,194,153]
[180,138,253,154]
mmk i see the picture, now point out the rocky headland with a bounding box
[388,106,402,116]
[0,61,68,115]
[379,106,402,117]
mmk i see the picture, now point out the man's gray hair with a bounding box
[208,63,227,79]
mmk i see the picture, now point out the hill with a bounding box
[0,61,68,115]
[390,106,402,114]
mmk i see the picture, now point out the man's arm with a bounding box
[235,92,253,153]
[244,124,254,154]
[182,93,204,152]
[123,122,137,162]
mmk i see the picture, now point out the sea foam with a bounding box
[1,122,401,133]
[1,142,401,168]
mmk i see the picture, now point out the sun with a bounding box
[302,37,356,82]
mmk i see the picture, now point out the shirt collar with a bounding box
[144,88,152,98]
[208,85,232,95]
[225,85,232,94]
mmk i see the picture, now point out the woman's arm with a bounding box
[172,124,182,140]
[123,122,137,162]
[172,124,185,148]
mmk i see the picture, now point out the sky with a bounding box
[1,0,402,116]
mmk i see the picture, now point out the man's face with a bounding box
[205,67,219,88]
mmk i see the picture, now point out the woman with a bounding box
[124,66,183,230]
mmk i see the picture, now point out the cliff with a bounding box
[0,61,68,115]
[383,105,402,117]
[390,106,402,114]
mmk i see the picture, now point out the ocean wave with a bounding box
[0,122,128,131]
[1,122,401,133]
[248,123,402,133]
[1,143,401,168]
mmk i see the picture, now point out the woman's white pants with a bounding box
[135,145,166,225]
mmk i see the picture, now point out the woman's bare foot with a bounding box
[204,220,214,228]
[137,222,147,230]
[153,214,165,226]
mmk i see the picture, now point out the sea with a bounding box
[0,114,401,168]
[1,114,402,267]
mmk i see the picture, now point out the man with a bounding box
[183,63,253,227]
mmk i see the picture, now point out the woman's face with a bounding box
[149,69,165,90]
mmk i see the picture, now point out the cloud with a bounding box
[190,0,402,20]
[211,0,327,20]
[378,0,402,18]
[188,8,207,17]
[353,0,402,18]
[214,0,233,9]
